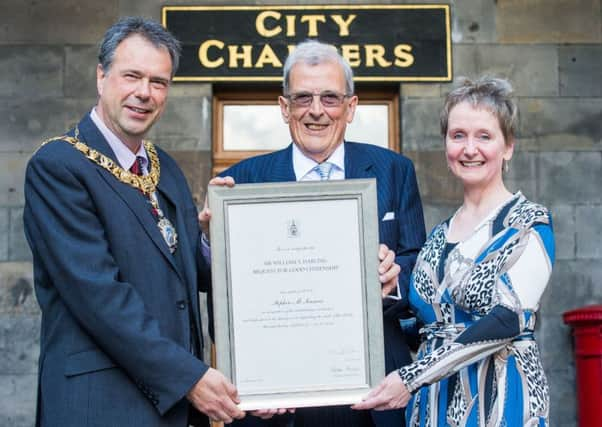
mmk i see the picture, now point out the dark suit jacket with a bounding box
[24,114,210,427]
[221,142,426,426]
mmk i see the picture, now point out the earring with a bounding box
[503,160,509,173]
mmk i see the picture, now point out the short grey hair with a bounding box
[98,16,182,79]
[440,76,518,145]
[282,40,354,95]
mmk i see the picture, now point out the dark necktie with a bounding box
[130,156,144,176]
[130,157,157,218]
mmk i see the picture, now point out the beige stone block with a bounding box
[117,0,161,19]
[149,97,212,151]
[0,46,63,98]
[441,44,557,97]
[0,374,38,427]
[9,207,31,262]
[476,46,558,96]
[167,150,212,207]
[421,202,457,233]
[450,0,497,44]
[401,98,445,151]
[0,262,37,315]
[542,259,602,315]
[549,204,576,261]
[0,0,119,44]
[538,152,602,205]
[546,367,577,426]
[519,98,602,151]
[439,45,480,96]
[64,45,98,99]
[497,0,602,43]
[503,150,537,200]
[0,315,40,374]
[169,83,212,99]
[576,205,602,258]
[405,150,463,204]
[0,154,29,206]
[0,98,97,153]
[559,46,602,97]
[401,83,441,98]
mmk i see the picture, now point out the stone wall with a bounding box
[1,1,600,426]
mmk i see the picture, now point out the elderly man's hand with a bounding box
[198,176,235,241]
[378,244,401,297]
[187,368,245,424]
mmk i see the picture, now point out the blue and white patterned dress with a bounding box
[399,192,555,427]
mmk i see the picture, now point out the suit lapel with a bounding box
[77,115,182,277]
[268,144,296,182]
[344,142,389,219]
[156,163,192,285]
[344,141,374,179]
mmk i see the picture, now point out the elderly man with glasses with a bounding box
[200,40,426,427]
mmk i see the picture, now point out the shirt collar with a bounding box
[292,142,345,181]
[89,108,148,172]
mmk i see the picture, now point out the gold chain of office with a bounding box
[41,126,161,195]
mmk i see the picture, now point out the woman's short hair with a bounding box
[440,76,518,145]
[282,40,354,95]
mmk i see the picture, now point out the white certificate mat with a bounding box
[208,180,384,410]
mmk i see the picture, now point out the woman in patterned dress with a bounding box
[354,76,555,426]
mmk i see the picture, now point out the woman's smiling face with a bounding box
[445,101,514,190]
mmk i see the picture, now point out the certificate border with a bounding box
[208,179,385,410]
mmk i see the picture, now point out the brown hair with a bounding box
[440,76,518,146]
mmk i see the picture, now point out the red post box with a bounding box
[563,304,602,427]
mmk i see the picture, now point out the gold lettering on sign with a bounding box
[340,45,361,66]
[196,41,416,70]
[256,11,282,37]
[331,14,356,36]
[255,12,358,38]
[286,15,296,36]
[364,44,392,67]
[255,44,282,68]
[198,40,224,68]
[300,15,326,37]
[228,45,253,68]
[394,44,415,67]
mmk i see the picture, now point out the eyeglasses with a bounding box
[285,91,352,108]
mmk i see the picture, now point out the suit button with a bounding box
[176,300,187,310]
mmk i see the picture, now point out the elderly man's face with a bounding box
[96,34,172,152]
[279,61,358,163]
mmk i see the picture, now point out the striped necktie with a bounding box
[315,162,333,180]
[129,156,144,176]
[130,156,156,217]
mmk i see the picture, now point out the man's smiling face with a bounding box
[279,60,358,163]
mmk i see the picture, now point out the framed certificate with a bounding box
[208,179,384,410]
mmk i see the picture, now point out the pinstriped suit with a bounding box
[221,141,426,427]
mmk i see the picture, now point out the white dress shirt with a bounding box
[293,142,345,181]
[90,108,149,173]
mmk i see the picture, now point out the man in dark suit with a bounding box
[201,40,426,427]
[23,17,244,427]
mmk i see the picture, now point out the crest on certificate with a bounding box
[287,219,300,238]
